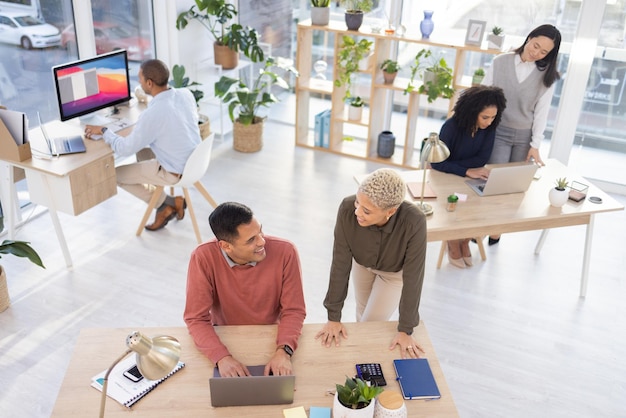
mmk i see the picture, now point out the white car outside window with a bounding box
[0,12,61,49]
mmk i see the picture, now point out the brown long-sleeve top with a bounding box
[323,195,427,334]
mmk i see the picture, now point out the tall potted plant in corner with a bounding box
[404,48,455,103]
[0,240,44,312]
[310,0,331,26]
[333,376,383,418]
[215,56,299,152]
[339,0,373,31]
[169,64,211,140]
[176,0,265,69]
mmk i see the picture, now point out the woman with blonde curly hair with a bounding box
[315,169,428,357]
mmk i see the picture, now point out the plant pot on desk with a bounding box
[333,392,376,418]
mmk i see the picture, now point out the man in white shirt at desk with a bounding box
[84,59,201,230]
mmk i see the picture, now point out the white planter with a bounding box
[311,7,330,26]
[549,187,569,207]
[333,392,376,418]
[487,34,505,50]
[358,54,373,71]
[348,105,363,121]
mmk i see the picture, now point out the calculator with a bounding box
[356,363,387,386]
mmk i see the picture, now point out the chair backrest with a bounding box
[175,133,214,187]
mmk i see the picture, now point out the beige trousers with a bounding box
[352,260,403,322]
[115,159,180,207]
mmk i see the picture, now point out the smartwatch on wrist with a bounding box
[101,127,108,134]
[278,345,293,357]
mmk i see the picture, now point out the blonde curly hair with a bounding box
[358,168,406,209]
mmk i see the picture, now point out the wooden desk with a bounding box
[52,322,458,417]
[0,103,144,267]
[358,159,624,296]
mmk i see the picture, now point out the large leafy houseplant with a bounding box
[169,64,204,106]
[1,240,45,312]
[176,0,264,63]
[405,49,454,103]
[335,35,373,101]
[335,376,383,410]
[214,56,299,126]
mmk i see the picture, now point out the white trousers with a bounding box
[352,260,403,322]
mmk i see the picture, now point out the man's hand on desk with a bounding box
[315,321,348,347]
[266,348,293,376]
[390,332,425,359]
[216,355,251,377]
[84,124,105,140]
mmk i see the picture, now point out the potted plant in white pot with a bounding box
[0,240,44,312]
[472,67,485,86]
[549,177,569,207]
[405,48,455,103]
[169,64,211,140]
[310,0,331,26]
[348,96,365,121]
[333,376,383,418]
[339,0,373,31]
[215,56,299,152]
[487,26,505,50]
[176,0,265,69]
[380,59,400,84]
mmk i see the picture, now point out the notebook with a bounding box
[393,358,441,400]
[209,365,295,407]
[91,356,185,408]
[465,163,538,196]
[406,182,437,199]
[37,112,86,156]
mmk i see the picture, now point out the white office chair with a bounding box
[136,133,218,243]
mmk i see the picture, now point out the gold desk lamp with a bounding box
[99,331,181,417]
[418,132,450,216]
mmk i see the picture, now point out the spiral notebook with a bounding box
[91,356,185,408]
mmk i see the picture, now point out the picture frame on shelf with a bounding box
[465,20,486,46]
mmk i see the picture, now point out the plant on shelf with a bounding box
[380,59,400,84]
[335,35,373,101]
[405,48,455,103]
[334,376,383,413]
[310,0,331,25]
[339,0,374,31]
[347,96,365,121]
[311,0,330,6]
[472,67,485,86]
[214,56,299,151]
[176,0,264,69]
[487,26,505,50]
[491,26,504,36]
[1,240,45,312]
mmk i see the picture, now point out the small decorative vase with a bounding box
[420,10,434,39]
[377,131,395,158]
[549,188,569,207]
[348,105,363,121]
[374,390,407,418]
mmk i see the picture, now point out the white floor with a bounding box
[0,118,625,418]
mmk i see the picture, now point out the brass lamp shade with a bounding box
[99,331,181,417]
[418,132,450,215]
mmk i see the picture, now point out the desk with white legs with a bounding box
[0,103,143,267]
[51,322,459,417]
[357,159,623,297]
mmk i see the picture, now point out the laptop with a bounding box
[37,112,86,156]
[465,163,538,196]
[209,365,295,407]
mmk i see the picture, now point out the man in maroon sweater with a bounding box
[184,202,306,377]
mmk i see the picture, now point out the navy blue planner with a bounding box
[393,358,441,400]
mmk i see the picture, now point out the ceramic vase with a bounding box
[420,10,434,39]
[549,188,569,207]
[377,131,395,158]
[333,393,376,418]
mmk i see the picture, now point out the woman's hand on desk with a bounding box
[390,332,425,359]
[466,167,490,180]
[315,321,348,347]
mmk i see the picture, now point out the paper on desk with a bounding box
[283,406,307,418]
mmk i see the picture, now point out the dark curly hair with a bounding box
[514,24,562,88]
[452,85,507,136]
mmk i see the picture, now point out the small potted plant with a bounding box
[404,48,455,103]
[446,194,459,212]
[472,68,485,86]
[380,59,400,84]
[335,36,373,101]
[339,0,374,31]
[1,240,45,312]
[333,376,383,417]
[487,26,505,50]
[310,0,331,26]
[169,64,211,139]
[549,177,569,207]
[348,96,365,121]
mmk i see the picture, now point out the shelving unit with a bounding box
[295,20,500,169]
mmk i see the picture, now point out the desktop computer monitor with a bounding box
[52,50,131,123]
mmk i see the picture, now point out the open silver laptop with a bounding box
[465,164,538,196]
[209,365,295,407]
[37,112,86,156]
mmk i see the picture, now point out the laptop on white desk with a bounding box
[209,365,295,407]
[37,112,86,156]
[465,163,538,196]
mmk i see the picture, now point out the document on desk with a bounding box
[0,108,27,145]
